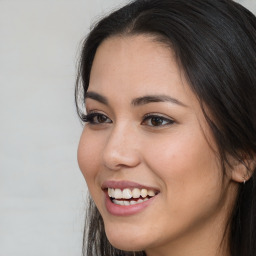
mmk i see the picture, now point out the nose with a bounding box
[102,124,141,171]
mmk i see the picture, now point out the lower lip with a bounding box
[105,193,157,216]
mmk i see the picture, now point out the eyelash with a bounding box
[81,112,112,124]
[82,112,175,127]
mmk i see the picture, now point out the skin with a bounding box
[78,35,241,256]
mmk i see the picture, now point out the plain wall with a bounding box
[0,1,125,256]
[0,1,255,256]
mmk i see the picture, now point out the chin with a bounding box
[107,238,146,252]
[105,225,148,252]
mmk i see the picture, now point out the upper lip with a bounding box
[101,180,160,192]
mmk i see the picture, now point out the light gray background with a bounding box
[0,1,255,256]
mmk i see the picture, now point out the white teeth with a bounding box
[123,188,132,199]
[132,188,141,198]
[148,190,155,197]
[112,199,124,205]
[123,201,130,206]
[140,189,147,198]
[108,188,114,198]
[114,189,122,199]
[112,198,150,206]
[108,187,157,200]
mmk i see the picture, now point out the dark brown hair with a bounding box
[75,0,256,255]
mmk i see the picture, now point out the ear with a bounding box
[231,157,256,183]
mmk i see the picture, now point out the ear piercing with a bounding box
[243,174,247,184]
[243,174,248,184]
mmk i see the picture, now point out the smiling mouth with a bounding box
[107,188,159,206]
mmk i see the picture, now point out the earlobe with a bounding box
[231,168,248,183]
[231,158,256,184]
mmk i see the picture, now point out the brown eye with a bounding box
[96,114,108,123]
[83,113,112,124]
[149,116,163,126]
[142,115,174,127]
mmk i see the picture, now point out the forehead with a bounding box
[89,35,196,107]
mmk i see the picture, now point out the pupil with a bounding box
[98,115,107,123]
[151,117,163,126]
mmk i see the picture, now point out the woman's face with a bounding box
[78,35,237,255]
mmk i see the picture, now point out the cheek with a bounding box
[143,129,222,211]
[77,129,103,188]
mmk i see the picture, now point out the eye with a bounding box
[142,114,174,127]
[82,112,112,125]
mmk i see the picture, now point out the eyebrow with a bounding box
[85,91,187,107]
[131,95,187,107]
[85,91,108,105]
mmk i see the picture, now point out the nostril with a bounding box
[102,148,141,170]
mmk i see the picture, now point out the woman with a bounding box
[75,0,256,255]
